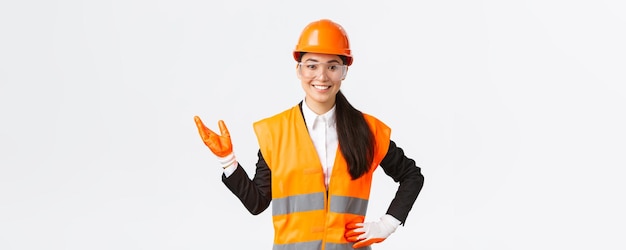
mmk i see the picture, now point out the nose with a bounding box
[315,68,330,81]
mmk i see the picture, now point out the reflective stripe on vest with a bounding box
[254,104,390,250]
[272,194,367,216]
[273,240,322,250]
[272,192,325,215]
[274,242,372,250]
[329,195,368,216]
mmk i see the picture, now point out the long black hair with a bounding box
[335,90,376,179]
[299,53,376,179]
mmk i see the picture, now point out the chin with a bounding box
[311,93,335,104]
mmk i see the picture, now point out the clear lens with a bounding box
[298,62,347,80]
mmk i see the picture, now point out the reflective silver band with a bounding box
[274,242,371,250]
[326,242,371,250]
[273,240,322,250]
[329,195,368,216]
[272,192,325,216]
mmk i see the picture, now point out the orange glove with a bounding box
[194,116,236,169]
[345,214,401,249]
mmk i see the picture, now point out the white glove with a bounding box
[345,214,401,248]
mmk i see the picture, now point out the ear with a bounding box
[296,63,302,80]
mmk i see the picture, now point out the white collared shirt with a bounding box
[301,99,338,189]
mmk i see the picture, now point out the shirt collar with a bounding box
[302,98,336,129]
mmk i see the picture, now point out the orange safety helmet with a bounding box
[293,19,353,66]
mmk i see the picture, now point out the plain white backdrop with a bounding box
[1,0,625,249]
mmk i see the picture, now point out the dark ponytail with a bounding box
[335,90,375,179]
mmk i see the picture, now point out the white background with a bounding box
[1,0,625,249]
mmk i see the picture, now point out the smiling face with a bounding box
[297,52,347,114]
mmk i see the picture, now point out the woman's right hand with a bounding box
[193,116,233,157]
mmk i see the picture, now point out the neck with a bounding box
[304,98,335,115]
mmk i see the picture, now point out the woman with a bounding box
[194,19,424,250]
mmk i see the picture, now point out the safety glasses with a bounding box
[297,62,347,80]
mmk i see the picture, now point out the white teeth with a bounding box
[313,85,331,90]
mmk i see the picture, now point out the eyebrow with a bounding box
[304,58,342,64]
